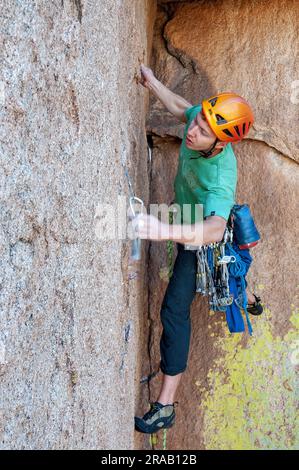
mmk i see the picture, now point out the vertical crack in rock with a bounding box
[119,320,133,373]
[62,0,83,24]
[66,349,78,439]
[159,2,199,74]
[57,276,77,440]
[119,242,131,374]
[72,0,83,24]
[79,399,85,442]
[68,82,80,131]
[144,136,159,405]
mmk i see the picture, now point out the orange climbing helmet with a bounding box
[202,92,254,143]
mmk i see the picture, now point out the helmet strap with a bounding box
[198,138,219,158]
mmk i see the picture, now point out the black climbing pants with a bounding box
[159,242,198,376]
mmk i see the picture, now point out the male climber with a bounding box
[133,64,263,434]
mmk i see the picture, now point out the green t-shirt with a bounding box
[173,104,237,224]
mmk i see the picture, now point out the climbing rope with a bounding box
[149,429,168,450]
[162,429,167,449]
[149,433,157,447]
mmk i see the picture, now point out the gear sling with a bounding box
[192,203,261,335]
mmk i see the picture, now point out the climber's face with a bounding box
[185,110,217,151]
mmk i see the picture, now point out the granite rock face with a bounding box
[0,0,156,450]
[1,0,298,451]
[143,0,299,450]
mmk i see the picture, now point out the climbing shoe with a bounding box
[134,401,178,434]
[247,294,263,316]
[234,292,263,315]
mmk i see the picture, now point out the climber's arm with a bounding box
[167,216,227,245]
[147,78,192,123]
[132,214,227,245]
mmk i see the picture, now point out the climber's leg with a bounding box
[158,242,197,403]
[157,372,183,405]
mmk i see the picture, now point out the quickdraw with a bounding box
[129,196,144,261]
[121,145,145,267]
[194,223,235,311]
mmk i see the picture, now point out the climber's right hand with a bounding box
[139,63,156,89]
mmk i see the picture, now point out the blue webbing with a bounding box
[225,242,253,335]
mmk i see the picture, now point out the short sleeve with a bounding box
[184,104,202,123]
[204,189,234,222]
